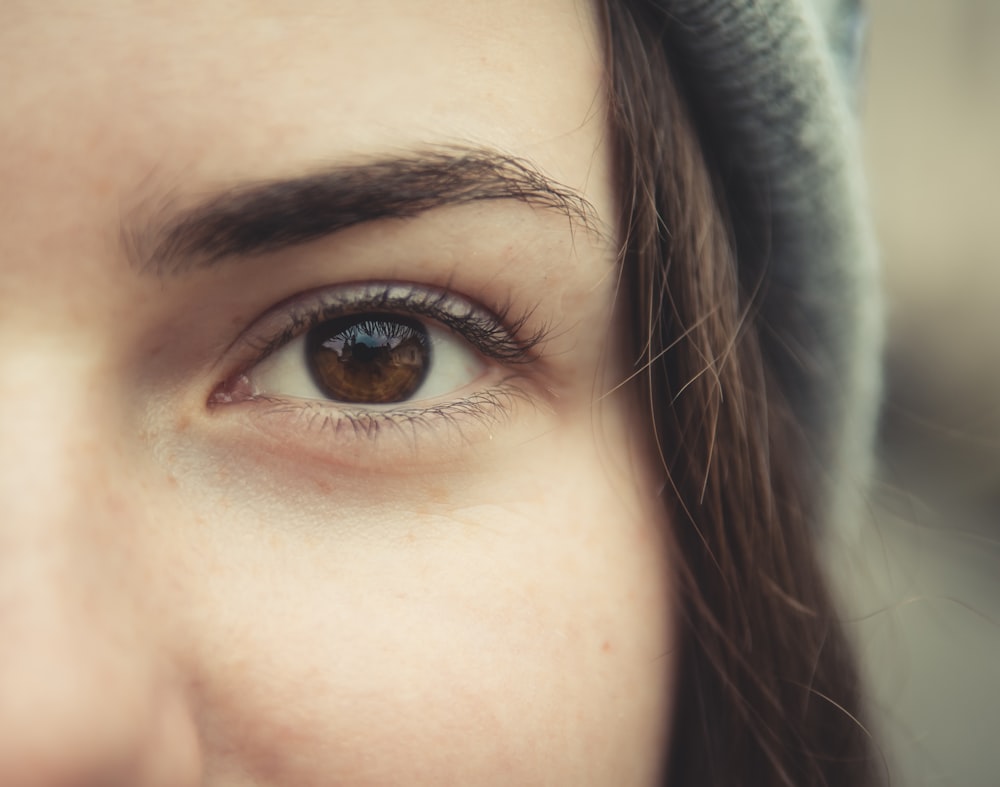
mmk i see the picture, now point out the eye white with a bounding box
[248,320,486,406]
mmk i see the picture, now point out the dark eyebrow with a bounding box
[127,145,603,277]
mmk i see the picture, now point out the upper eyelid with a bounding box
[214,282,549,387]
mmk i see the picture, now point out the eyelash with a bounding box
[209,282,548,442]
[243,282,544,368]
[246,386,531,444]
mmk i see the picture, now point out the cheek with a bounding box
[161,440,676,785]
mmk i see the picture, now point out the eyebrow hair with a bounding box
[127,146,603,276]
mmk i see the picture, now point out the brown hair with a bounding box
[600,3,884,784]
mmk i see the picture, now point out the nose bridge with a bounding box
[0,345,202,785]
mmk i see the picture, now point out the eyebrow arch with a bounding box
[127,145,603,277]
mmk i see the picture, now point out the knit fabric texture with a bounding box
[654,0,881,532]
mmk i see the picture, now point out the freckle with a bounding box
[176,414,191,432]
[601,639,613,654]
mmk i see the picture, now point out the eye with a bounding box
[208,282,550,456]
[209,281,548,409]
[247,311,485,406]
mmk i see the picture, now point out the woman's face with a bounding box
[0,2,676,784]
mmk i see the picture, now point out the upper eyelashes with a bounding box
[209,282,548,414]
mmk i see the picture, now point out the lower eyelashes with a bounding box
[254,383,529,439]
[217,381,536,467]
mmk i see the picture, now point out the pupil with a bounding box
[305,314,430,403]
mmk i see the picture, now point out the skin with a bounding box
[0,2,676,785]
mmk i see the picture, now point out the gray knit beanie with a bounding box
[652,0,881,531]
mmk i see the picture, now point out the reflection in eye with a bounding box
[306,314,431,404]
[251,312,484,407]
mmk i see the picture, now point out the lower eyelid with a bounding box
[213,382,539,470]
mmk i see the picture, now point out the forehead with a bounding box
[1,1,605,184]
[0,1,611,298]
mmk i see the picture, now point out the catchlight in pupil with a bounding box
[305,314,431,403]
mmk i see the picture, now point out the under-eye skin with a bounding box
[209,282,549,445]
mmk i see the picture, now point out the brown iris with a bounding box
[305,314,430,403]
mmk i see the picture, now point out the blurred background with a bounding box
[836,1,1000,785]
